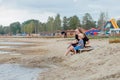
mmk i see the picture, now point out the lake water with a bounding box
[0,51,21,55]
[0,41,31,55]
[0,64,43,80]
[0,51,11,54]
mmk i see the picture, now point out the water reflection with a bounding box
[0,64,43,80]
[0,42,31,45]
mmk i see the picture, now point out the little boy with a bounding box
[73,33,84,54]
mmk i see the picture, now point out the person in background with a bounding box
[61,31,67,38]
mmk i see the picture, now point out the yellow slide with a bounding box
[110,18,119,29]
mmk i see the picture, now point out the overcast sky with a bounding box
[0,0,120,26]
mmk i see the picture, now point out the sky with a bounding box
[0,0,120,26]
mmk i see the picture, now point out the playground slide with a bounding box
[110,19,119,29]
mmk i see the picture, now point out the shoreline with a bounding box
[0,38,119,80]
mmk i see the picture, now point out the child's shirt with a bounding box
[77,39,84,48]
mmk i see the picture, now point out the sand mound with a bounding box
[38,42,120,80]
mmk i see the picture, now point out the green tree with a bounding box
[33,20,39,34]
[38,22,44,32]
[3,26,10,35]
[54,14,61,31]
[46,17,54,32]
[63,16,69,30]
[22,20,33,36]
[82,13,96,29]
[10,22,21,35]
[0,25,4,34]
[26,21,34,35]
[42,23,47,32]
[21,19,39,35]
[68,15,81,29]
[98,12,108,31]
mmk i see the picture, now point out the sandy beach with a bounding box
[0,37,120,80]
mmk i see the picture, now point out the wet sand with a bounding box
[0,38,120,80]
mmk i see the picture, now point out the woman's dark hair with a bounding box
[77,27,84,33]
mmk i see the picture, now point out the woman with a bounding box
[75,28,90,47]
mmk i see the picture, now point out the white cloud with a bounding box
[0,6,56,26]
[0,0,120,26]
[73,0,78,3]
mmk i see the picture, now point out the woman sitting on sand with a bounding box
[65,33,84,56]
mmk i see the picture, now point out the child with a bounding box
[73,33,84,54]
[65,33,84,56]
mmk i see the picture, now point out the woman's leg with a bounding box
[65,46,74,56]
[73,49,77,54]
[67,43,77,49]
[67,44,72,49]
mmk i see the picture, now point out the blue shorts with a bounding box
[74,46,83,50]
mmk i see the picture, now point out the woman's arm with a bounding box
[68,40,78,44]
[85,40,90,46]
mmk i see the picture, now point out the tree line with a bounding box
[0,12,118,35]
